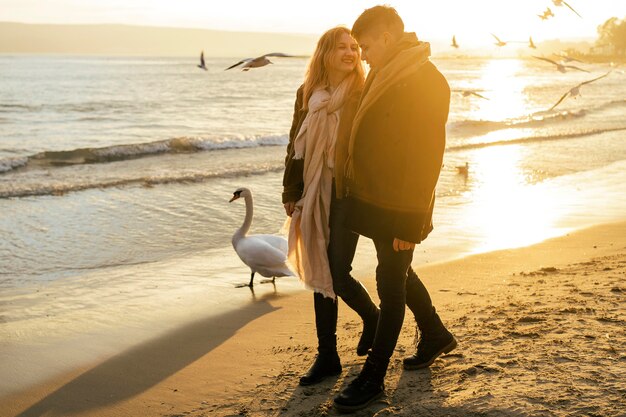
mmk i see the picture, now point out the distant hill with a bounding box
[0,22,318,57]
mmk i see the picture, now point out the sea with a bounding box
[1,55,625,395]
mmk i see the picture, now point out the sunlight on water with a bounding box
[467,127,535,147]
[462,146,567,253]
[470,59,528,121]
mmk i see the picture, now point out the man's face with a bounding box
[356,31,391,70]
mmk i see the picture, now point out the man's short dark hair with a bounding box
[352,5,404,40]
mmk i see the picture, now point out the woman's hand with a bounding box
[284,201,296,217]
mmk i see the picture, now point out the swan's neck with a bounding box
[232,193,253,246]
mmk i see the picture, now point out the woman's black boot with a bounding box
[299,293,342,386]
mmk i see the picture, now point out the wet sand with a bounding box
[2,221,625,417]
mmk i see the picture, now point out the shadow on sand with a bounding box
[15,291,280,417]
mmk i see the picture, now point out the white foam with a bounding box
[0,156,28,173]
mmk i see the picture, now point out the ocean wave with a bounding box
[0,101,144,114]
[0,103,42,112]
[0,156,28,173]
[0,164,284,199]
[594,98,626,111]
[448,127,626,152]
[59,102,140,114]
[448,109,588,136]
[448,99,626,137]
[0,134,288,174]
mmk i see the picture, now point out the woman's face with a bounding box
[327,32,359,76]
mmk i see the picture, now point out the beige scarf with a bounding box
[285,77,353,299]
[345,34,431,179]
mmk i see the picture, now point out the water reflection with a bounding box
[461,146,567,253]
[470,59,528,122]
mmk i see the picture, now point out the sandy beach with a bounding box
[2,221,624,417]
[2,2,626,414]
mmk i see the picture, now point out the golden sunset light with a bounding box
[1,2,625,416]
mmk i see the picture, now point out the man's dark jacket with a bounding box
[346,61,450,243]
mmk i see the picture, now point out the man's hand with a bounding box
[393,238,415,252]
[284,201,296,217]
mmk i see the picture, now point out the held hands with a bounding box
[393,238,415,252]
[284,201,296,217]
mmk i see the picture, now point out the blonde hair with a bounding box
[302,26,365,111]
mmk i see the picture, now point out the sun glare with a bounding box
[461,146,567,253]
[470,59,528,122]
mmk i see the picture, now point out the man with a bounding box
[333,5,456,412]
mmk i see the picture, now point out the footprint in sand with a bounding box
[517,316,545,323]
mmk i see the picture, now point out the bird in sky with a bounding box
[554,52,584,63]
[549,71,612,111]
[451,35,459,48]
[552,0,582,18]
[533,56,589,73]
[528,37,537,49]
[538,7,555,20]
[197,51,207,71]
[491,34,507,47]
[452,89,489,100]
[225,52,294,71]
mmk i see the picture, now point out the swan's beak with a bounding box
[229,195,239,203]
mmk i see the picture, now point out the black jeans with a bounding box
[313,190,378,352]
[327,192,362,299]
[369,237,434,362]
[313,190,433,358]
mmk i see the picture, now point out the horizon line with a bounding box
[0,21,598,43]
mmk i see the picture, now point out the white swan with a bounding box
[229,187,293,287]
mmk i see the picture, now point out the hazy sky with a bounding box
[1,0,624,45]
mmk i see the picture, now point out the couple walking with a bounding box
[282,5,455,412]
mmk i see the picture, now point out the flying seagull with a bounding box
[451,35,459,49]
[538,7,554,20]
[552,0,582,18]
[533,56,589,73]
[549,71,611,111]
[554,52,584,63]
[452,89,489,100]
[197,51,207,71]
[528,37,537,49]
[491,34,507,47]
[225,52,294,71]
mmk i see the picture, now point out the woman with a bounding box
[282,26,380,386]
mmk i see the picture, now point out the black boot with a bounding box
[333,355,387,412]
[341,283,380,356]
[300,293,342,386]
[299,347,342,386]
[403,308,456,370]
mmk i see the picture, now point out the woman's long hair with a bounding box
[302,26,365,111]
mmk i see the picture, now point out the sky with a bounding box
[1,0,624,46]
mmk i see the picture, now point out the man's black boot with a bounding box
[341,283,380,356]
[403,308,457,370]
[333,356,387,412]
